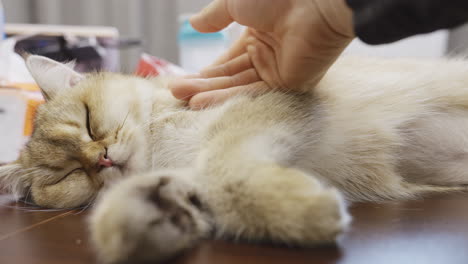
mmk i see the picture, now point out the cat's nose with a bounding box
[98,155,113,168]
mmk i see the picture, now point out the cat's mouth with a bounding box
[97,151,137,178]
[97,161,127,174]
[97,150,132,174]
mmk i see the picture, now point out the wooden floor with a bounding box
[1,192,468,264]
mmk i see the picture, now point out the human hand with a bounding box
[170,0,355,109]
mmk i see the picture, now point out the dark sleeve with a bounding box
[346,0,468,44]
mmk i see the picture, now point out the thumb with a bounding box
[190,0,233,32]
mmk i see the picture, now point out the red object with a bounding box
[135,53,186,78]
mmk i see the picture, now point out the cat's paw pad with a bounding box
[89,171,211,264]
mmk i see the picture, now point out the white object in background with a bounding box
[344,30,448,58]
[0,87,42,164]
[0,90,27,163]
[0,37,42,164]
[5,23,119,38]
[178,15,228,73]
[0,38,35,85]
[226,23,245,46]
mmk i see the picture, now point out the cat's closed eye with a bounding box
[85,104,96,141]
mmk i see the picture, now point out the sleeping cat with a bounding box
[1,55,468,263]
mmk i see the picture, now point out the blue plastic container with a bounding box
[178,18,228,73]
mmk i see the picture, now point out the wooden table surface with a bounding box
[1,192,468,264]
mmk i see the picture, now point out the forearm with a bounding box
[346,0,468,44]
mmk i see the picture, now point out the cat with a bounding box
[1,55,468,263]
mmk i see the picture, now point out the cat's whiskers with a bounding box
[73,201,94,215]
[1,167,35,200]
[115,111,130,141]
[22,186,33,205]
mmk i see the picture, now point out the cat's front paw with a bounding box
[89,170,212,264]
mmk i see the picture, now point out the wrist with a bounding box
[314,0,355,39]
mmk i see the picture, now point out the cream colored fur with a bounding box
[1,55,468,263]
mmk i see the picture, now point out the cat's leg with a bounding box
[89,157,350,264]
[198,161,351,246]
[89,170,211,264]
[89,137,349,262]
[399,111,468,186]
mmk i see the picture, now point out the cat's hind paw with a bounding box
[89,170,211,264]
[213,166,351,246]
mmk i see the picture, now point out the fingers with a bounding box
[190,0,233,33]
[170,68,260,101]
[189,81,268,110]
[191,0,282,33]
[200,53,253,78]
[171,51,257,100]
[210,30,251,66]
[247,39,285,90]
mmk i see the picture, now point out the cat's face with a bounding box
[0,56,155,208]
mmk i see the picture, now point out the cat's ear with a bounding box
[25,55,84,101]
[0,163,29,199]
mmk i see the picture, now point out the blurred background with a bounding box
[3,0,468,163]
[4,0,468,73]
[3,0,212,72]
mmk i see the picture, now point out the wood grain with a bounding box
[1,192,467,264]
